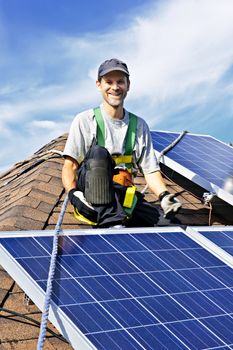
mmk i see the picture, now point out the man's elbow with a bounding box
[62,157,79,191]
[63,156,78,171]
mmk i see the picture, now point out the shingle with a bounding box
[0,339,54,350]
[36,173,52,183]
[0,189,32,214]
[2,292,39,315]
[0,270,14,290]
[33,182,62,197]
[0,206,48,225]
[14,217,45,231]
[43,167,62,178]
[37,201,56,214]
[29,189,59,205]
[0,316,41,343]
[0,289,9,306]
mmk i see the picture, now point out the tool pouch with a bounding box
[113,169,133,187]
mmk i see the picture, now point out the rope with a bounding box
[208,202,213,226]
[141,130,188,194]
[37,194,69,350]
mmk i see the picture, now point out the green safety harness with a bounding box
[93,106,138,215]
[94,106,137,170]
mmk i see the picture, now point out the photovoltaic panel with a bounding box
[151,130,233,206]
[1,227,233,349]
[186,226,233,263]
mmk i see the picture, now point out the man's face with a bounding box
[96,71,130,108]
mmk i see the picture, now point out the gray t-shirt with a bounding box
[63,105,160,175]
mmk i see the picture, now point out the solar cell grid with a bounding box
[200,230,233,247]
[186,226,233,262]
[151,130,233,205]
[1,227,233,349]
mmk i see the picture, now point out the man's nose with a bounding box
[112,82,119,90]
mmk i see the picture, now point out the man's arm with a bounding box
[144,170,181,218]
[62,156,98,223]
[62,156,79,193]
[144,171,167,197]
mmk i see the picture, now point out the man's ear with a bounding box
[127,79,130,92]
[96,80,101,91]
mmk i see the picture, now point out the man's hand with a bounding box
[68,189,98,223]
[159,191,182,219]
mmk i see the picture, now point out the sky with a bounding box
[0,0,233,173]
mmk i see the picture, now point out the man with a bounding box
[62,58,181,227]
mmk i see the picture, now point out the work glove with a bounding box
[159,191,182,219]
[68,189,98,223]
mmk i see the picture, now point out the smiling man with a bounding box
[62,58,181,227]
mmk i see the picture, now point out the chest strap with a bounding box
[93,107,137,169]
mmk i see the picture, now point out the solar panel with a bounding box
[1,227,233,349]
[186,226,233,263]
[151,131,233,206]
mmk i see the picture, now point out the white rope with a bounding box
[37,194,69,350]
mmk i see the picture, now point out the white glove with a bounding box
[159,191,182,219]
[68,189,98,222]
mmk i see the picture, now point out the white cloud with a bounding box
[0,82,99,124]
[128,0,233,100]
[2,0,233,123]
[27,119,70,137]
[1,0,233,169]
[29,120,57,129]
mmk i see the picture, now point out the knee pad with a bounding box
[84,146,114,205]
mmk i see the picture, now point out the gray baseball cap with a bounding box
[98,58,130,79]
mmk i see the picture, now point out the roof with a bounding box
[0,133,232,349]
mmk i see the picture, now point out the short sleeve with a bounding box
[63,109,96,164]
[135,118,160,175]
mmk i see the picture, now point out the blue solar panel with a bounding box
[1,227,233,349]
[187,226,233,258]
[151,130,233,206]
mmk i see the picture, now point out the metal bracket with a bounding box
[202,192,216,205]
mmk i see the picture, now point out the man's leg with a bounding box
[126,197,160,227]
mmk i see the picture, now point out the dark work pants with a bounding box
[77,143,160,227]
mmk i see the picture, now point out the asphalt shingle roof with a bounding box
[0,133,232,349]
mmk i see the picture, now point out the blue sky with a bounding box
[0,0,233,173]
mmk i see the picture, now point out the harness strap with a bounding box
[112,154,132,165]
[93,107,137,158]
[93,107,105,147]
[124,113,137,155]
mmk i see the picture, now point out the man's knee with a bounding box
[78,145,115,205]
[88,145,112,161]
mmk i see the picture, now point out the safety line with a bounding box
[37,194,69,350]
[141,130,188,194]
